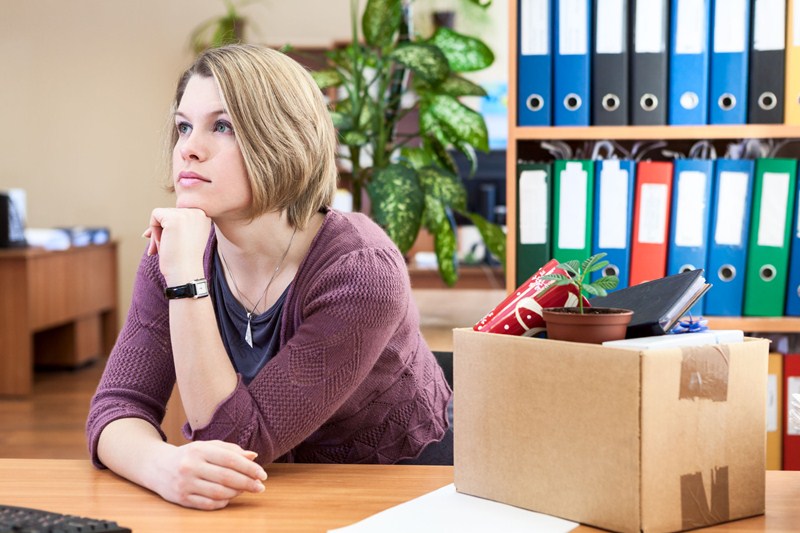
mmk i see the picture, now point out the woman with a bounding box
[86,44,452,510]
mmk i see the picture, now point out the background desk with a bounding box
[0,460,797,532]
[0,244,118,396]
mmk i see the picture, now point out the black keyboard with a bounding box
[0,504,131,532]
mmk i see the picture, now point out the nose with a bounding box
[178,131,207,161]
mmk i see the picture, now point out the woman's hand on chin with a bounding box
[142,207,211,286]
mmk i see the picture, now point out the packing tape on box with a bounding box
[679,345,730,402]
[681,466,730,529]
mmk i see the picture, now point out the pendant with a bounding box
[245,313,253,348]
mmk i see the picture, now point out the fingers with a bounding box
[161,441,267,510]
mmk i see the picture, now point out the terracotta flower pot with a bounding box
[542,307,634,344]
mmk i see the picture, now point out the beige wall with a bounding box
[0,0,507,326]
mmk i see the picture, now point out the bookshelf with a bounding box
[505,0,800,333]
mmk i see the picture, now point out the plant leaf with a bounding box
[583,285,602,296]
[390,43,450,84]
[329,111,352,130]
[560,260,580,275]
[418,165,467,211]
[423,136,459,175]
[429,27,494,72]
[453,140,478,177]
[400,147,435,170]
[540,273,572,282]
[340,130,369,146]
[437,75,488,97]
[463,212,506,266]
[586,260,609,274]
[427,95,489,152]
[431,206,459,286]
[310,68,342,89]
[592,276,620,290]
[362,0,402,48]
[368,164,424,254]
[582,252,607,273]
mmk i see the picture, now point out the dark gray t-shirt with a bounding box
[212,252,287,384]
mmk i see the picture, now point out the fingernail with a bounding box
[259,469,267,480]
[254,481,265,492]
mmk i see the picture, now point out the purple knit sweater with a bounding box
[86,210,451,466]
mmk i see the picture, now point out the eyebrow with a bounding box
[174,109,228,120]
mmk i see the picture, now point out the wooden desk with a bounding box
[0,244,118,396]
[0,460,797,532]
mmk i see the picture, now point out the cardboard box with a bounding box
[453,328,768,533]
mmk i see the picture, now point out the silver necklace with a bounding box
[219,226,297,348]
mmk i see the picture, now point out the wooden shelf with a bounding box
[705,316,800,333]
[513,125,800,141]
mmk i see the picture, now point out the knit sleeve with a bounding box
[184,245,409,463]
[85,250,176,468]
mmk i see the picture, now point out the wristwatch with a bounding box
[164,278,209,300]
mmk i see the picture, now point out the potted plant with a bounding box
[189,0,263,55]
[305,0,505,286]
[540,253,633,344]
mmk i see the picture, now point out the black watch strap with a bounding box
[165,278,209,300]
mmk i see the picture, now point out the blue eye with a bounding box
[176,122,191,135]
[214,120,233,134]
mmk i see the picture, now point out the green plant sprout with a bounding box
[541,253,620,314]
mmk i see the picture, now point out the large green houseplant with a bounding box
[308,0,505,285]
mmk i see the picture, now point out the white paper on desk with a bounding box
[328,484,579,533]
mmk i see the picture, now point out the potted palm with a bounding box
[305,0,505,286]
[540,253,633,344]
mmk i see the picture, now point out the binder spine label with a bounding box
[598,164,630,249]
[596,0,625,53]
[519,170,549,244]
[767,374,778,432]
[713,0,747,53]
[675,0,707,54]
[715,171,749,245]
[753,0,786,51]
[795,0,800,46]
[789,377,800,436]
[557,163,588,248]
[558,0,589,55]
[635,0,667,53]
[675,171,707,247]
[757,172,791,247]
[521,0,549,55]
[638,183,669,243]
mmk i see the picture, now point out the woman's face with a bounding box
[172,75,252,219]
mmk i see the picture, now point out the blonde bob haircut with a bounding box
[168,44,337,229]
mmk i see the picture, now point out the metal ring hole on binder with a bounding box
[760,264,777,282]
[679,264,696,274]
[526,94,544,112]
[603,264,619,277]
[680,92,699,110]
[758,91,777,111]
[718,93,736,111]
[718,265,736,282]
[602,94,620,111]
[640,93,658,111]
[564,93,582,111]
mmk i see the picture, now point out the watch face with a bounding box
[195,280,209,295]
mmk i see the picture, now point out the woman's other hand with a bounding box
[153,440,267,510]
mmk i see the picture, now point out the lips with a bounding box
[177,171,211,186]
